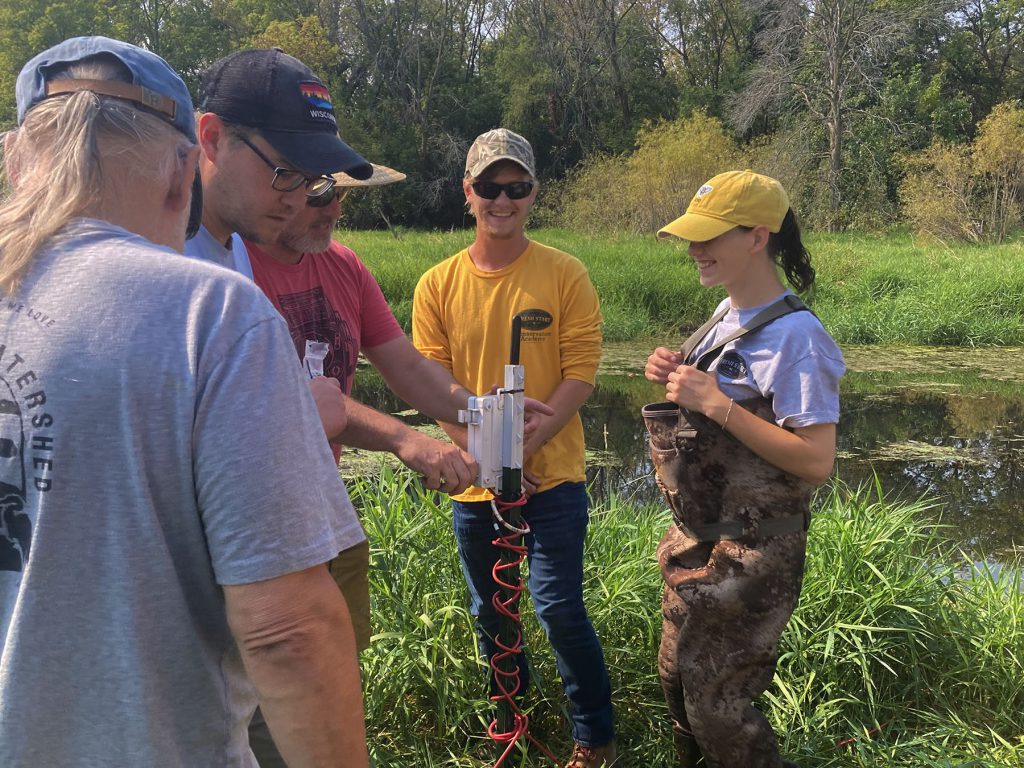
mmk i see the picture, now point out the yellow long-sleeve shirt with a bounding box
[412,240,602,502]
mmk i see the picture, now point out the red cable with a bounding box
[834,721,888,750]
[487,495,561,768]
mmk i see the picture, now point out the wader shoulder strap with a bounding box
[679,305,731,363]
[687,294,809,372]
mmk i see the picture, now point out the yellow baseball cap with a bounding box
[658,170,790,242]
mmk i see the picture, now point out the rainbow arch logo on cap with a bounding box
[300,82,333,110]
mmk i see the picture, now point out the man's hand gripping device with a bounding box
[457,317,525,502]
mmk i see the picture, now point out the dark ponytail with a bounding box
[767,209,814,294]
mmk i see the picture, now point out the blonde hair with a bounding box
[0,58,193,294]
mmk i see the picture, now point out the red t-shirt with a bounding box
[246,239,404,459]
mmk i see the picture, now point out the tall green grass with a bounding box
[354,469,1023,767]
[340,228,1024,345]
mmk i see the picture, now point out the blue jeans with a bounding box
[452,482,615,747]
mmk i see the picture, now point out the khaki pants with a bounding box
[329,539,372,652]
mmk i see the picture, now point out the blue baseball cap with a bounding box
[16,36,196,142]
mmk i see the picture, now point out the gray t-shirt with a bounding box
[691,293,845,427]
[0,220,365,767]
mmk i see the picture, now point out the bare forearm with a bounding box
[383,357,471,424]
[226,570,368,767]
[340,399,478,493]
[245,610,365,766]
[707,399,836,485]
[336,398,415,453]
[666,365,836,486]
[365,337,471,423]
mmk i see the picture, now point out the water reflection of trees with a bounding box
[584,381,1023,559]
[837,391,1023,559]
[352,365,1023,560]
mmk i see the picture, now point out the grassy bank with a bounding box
[355,469,1023,766]
[340,228,1024,345]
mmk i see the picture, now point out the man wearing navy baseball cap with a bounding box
[183,47,382,768]
[185,47,372,275]
[1,36,369,768]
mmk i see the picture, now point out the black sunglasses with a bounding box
[306,186,352,208]
[236,134,335,196]
[470,180,534,200]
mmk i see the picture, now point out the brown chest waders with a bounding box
[643,295,814,768]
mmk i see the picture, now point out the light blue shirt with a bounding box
[0,219,363,767]
[184,225,253,279]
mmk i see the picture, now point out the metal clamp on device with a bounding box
[458,363,524,496]
[458,315,526,498]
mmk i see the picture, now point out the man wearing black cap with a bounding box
[0,36,367,767]
[185,47,372,276]
[184,47,380,768]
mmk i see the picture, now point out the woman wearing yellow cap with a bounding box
[643,170,845,768]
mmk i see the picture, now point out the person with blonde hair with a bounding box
[0,36,367,767]
[644,170,845,768]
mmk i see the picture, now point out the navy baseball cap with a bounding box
[198,48,372,180]
[16,36,196,142]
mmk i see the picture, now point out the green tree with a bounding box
[248,15,341,79]
[334,0,496,220]
[652,0,756,119]
[0,0,121,124]
[731,0,941,230]
[940,0,1024,124]
[494,0,678,170]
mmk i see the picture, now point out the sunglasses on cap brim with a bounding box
[470,181,534,200]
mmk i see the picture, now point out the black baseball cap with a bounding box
[198,48,372,180]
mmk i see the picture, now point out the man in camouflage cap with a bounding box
[412,128,617,767]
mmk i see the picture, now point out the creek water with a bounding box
[351,344,1024,562]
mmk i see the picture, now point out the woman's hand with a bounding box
[645,347,683,385]
[665,364,730,418]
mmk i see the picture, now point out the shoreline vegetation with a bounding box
[356,470,1023,767]
[343,227,1024,346]
[345,226,1023,764]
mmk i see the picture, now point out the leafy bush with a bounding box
[902,101,1024,243]
[557,112,743,234]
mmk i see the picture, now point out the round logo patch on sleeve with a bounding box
[717,351,748,379]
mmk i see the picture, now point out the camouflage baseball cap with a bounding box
[465,128,535,179]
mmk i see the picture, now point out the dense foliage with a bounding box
[2,0,1023,236]
[354,470,1024,766]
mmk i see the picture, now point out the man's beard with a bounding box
[279,223,334,255]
